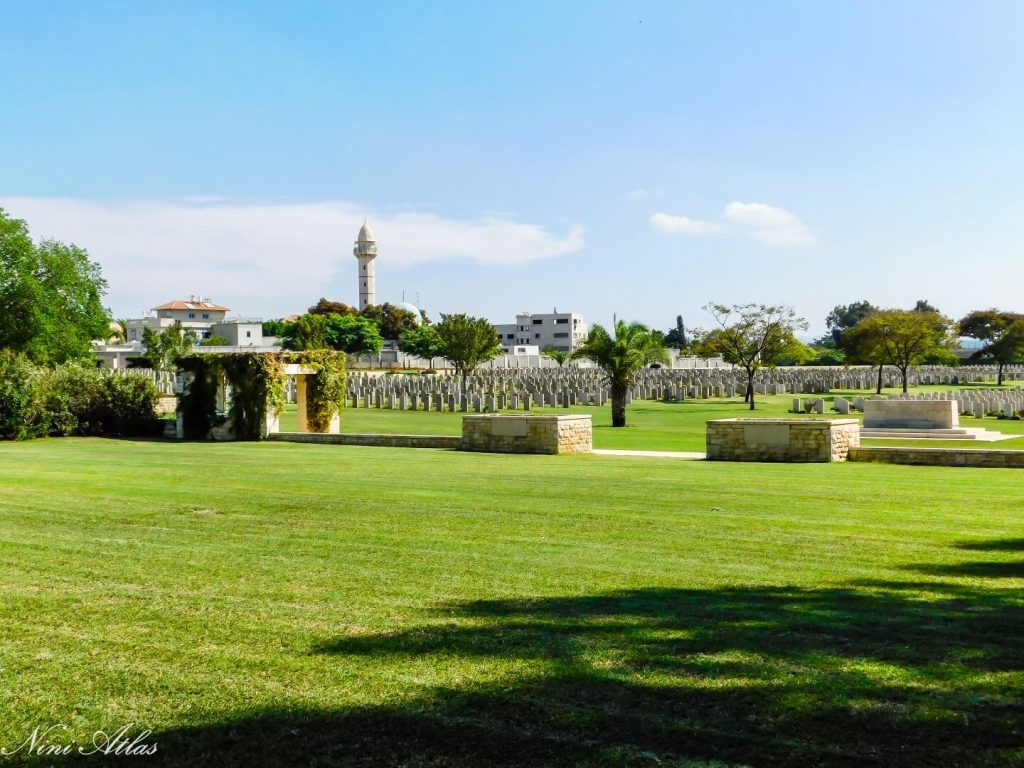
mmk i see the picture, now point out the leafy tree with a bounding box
[284,313,383,355]
[0,208,110,364]
[572,320,668,427]
[200,334,231,347]
[399,324,443,368]
[434,314,502,388]
[541,346,570,367]
[141,322,197,371]
[360,302,420,341]
[324,314,383,355]
[283,314,328,351]
[958,309,1024,385]
[694,304,808,410]
[825,301,877,347]
[984,319,1024,382]
[841,318,890,394]
[262,319,290,338]
[913,299,940,314]
[771,337,815,367]
[664,315,688,349]
[308,298,358,317]
[847,310,953,393]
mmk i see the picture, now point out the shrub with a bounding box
[0,356,161,440]
[0,351,47,440]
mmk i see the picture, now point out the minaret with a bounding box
[353,220,377,311]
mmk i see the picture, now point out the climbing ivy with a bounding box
[284,350,346,433]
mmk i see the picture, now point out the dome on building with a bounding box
[357,221,375,242]
[397,301,423,325]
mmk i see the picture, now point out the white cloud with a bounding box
[649,212,722,235]
[721,201,816,246]
[650,201,815,246]
[0,197,585,315]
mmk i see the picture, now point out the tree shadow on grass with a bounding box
[24,578,1024,768]
[901,536,1024,579]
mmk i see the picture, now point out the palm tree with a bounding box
[541,346,569,367]
[110,318,130,344]
[573,320,669,427]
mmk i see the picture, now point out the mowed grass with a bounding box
[283,388,1024,452]
[1,438,1023,766]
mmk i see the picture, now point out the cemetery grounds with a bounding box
[0,386,1022,766]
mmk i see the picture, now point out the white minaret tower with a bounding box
[353,220,377,311]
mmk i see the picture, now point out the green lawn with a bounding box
[1,438,1023,766]
[282,389,1024,452]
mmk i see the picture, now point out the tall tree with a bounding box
[664,315,688,349]
[848,310,953,393]
[283,314,329,351]
[141,322,197,371]
[434,314,502,388]
[0,208,110,364]
[958,309,1024,385]
[913,299,940,314]
[695,304,808,410]
[841,317,889,394]
[825,300,877,347]
[324,314,383,355]
[572,320,668,427]
[360,302,420,341]
[398,324,443,368]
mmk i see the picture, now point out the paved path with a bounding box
[592,449,706,459]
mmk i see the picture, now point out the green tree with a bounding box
[913,299,940,314]
[572,320,668,427]
[308,298,358,317]
[0,208,110,364]
[958,309,1024,385]
[847,310,953,393]
[398,324,443,368]
[825,300,877,347]
[141,322,197,371]
[262,318,290,338]
[841,317,889,393]
[360,302,420,341]
[324,314,383,355]
[434,314,502,388]
[541,346,570,367]
[664,315,688,349]
[695,304,808,410]
[283,314,329,351]
[111,319,129,344]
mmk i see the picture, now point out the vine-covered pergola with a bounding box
[175,351,346,440]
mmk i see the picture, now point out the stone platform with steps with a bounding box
[859,426,1015,442]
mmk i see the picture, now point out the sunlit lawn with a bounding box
[1,437,1022,766]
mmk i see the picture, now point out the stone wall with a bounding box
[267,433,460,449]
[706,418,860,462]
[849,446,1024,469]
[461,414,592,454]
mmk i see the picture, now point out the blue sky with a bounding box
[2,1,1023,335]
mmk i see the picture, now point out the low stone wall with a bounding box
[849,446,1024,468]
[462,414,592,454]
[706,418,860,462]
[267,432,460,449]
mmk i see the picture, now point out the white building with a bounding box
[125,297,232,343]
[495,311,588,353]
[353,221,377,311]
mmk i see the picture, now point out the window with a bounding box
[506,333,515,339]
[246,331,252,338]
[533,318,543,324]
[556,318,569,324]
[534,333,540,339]
[554,332,569,338]
[202,313,209,319]
[188,312,195,318]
